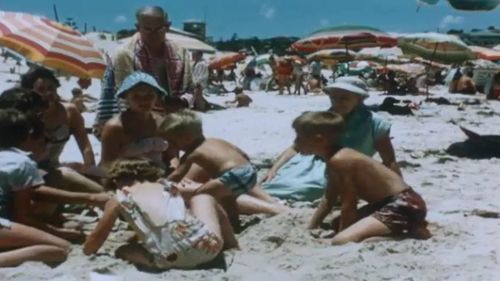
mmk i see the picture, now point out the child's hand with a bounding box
[172,179,204,200]
[89,193,112,209]
[262,170,277,182]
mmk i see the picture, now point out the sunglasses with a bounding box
[136,23,170,33]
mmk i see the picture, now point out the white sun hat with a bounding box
[324,76,369,98]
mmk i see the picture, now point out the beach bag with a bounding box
[116,181,187,264]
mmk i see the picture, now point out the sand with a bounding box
[1,52,500,280]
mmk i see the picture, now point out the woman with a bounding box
[84,158,237,269]
[100,72,169,169]
[20,67,102,193]
[262,76,401,201]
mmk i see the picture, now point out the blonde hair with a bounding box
[292,111,344,139]
[105,157,165,189]
[159,109,203,136]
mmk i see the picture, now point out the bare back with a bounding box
[184,138,250,177]
[329,148,408,204]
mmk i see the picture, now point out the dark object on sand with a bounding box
[426,97,452,105]
[446,126,500,159]
[369,97,414,115]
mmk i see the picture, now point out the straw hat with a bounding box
[324,76,369,98]
[116,72,168,98]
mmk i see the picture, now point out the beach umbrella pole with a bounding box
[426,42,439,100]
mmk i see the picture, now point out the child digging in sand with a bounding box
[225,86,252,108]
[0,109,70,267]
[291,111,430,244]
[159,110,288,223]
[84,157,238,269]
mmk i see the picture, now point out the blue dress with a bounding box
[263,105,391,201]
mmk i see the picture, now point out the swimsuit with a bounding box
[40,123,71,168]
[116,182,222,269]
[123,137,168,168]
[218,164,257,196]
[367,188,427,234]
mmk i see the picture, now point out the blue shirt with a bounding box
[0,148,44,219]
[341,105,391,156]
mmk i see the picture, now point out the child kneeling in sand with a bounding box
[159,110,287,222]
[291,111,430,244]
[225,86,252,108]
[84,158,238,269]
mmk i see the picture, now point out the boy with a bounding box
[225,86,252,108]
[291,111,430,244]
[0,108,109,242]
[70,87,97,113]
[159,110,286,221]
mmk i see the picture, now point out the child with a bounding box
[159,110,287,221]
[225,86,252,108]
[291,111,430,244]
[70,87,97,113]
[0,107,109,242]
[0,108,71,266]
[84,157,238,269]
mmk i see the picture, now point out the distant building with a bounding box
[459,30,500,48]
[183,21,206,41]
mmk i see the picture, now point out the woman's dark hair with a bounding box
[0,87,49,113]
[20,67,60,90]
[0,109,31,148]
[0,88,47,138]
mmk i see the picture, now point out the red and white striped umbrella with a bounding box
[291,25,398,53]
[0,11,105,78]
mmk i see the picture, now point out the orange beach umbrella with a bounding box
[0,11,105,78]
[209,52,247,70]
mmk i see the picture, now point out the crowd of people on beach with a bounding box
[1,4,498,271]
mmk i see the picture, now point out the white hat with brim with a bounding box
[324,76,369,98]
[116,71,168,99]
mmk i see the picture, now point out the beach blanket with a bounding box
[262,154,326,201]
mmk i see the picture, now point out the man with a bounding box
[94,6,198,137]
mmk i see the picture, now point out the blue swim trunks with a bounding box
[218,164,257,196]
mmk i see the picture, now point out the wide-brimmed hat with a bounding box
[324,76,369,98]
[116,72,168,98]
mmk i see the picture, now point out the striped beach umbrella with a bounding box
[0,11,105,78]
[306,49,357,63]
[291,25,398,53]
[470,46,500,61]
[398,33,475,64]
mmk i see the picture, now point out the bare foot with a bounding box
[409,224,432,240]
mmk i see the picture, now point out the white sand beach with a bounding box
[1,52,500,280]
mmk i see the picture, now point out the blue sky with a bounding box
[1,0,499,39]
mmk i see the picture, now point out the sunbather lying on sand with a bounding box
[291,111,431,244]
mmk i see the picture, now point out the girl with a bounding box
[84,157,238,269]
